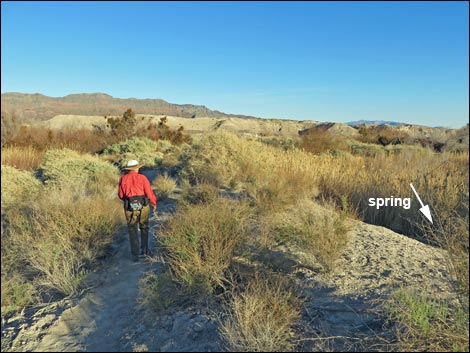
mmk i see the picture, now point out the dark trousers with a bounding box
[125,205,150,258]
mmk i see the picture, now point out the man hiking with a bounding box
[118,159,157,262]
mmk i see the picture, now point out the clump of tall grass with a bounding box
[152,173,177,200]
[423,210,469,300]
[261,198,353,271]
[158,198,251,296]
[220,274,301,352]
[1,145,45,171]
[385,287,469,352]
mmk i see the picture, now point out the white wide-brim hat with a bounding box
[123,159,144,170]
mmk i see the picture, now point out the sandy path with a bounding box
[10,215,164,352]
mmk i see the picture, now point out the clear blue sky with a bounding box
[2,1,468,128]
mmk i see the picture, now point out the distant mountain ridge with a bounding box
[1,92,259,121]
[347,120,408,127]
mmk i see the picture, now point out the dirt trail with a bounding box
[2,202,455,352]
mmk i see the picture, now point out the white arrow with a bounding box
[410,183,433,224]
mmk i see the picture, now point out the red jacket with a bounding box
[118,171,157,208]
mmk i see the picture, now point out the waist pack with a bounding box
[126,195,148,211]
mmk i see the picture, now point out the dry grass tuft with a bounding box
[152,173,177,200]
[220,274,301,352]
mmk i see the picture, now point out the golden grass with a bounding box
[220,274,301,352]
[186,132,320,211]
[1,145,45,171]
[301,129,349,154]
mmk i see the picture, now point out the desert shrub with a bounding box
[39,148,119,189]
[2,151,122,311]
[1,112,22,147]
[357,125,410,146]
[1,145,45,171]
[258,136,300,151]
[106,108,137,139]
[385,288,469,352]
[220,274,301,352]
[134,116,191,145]
[152,173,177,200]
[102,136,163,168]
[1,165,42,210]
[301,129,349,155]
[158,198,251,296]
[349,141,387,157]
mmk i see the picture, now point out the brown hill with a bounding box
[1,92,258,121]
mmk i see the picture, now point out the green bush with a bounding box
[103,136,163,168]
[1,274,37,316]
[1,165,42,210]
[385,288,469,352]
[40,148,119,188]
